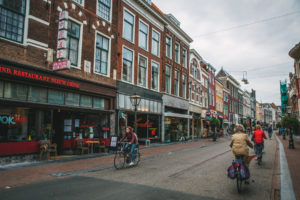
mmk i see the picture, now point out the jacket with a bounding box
[230,132,254,156]
[252,129,267,143]
[120,131,136,144]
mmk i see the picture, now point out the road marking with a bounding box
[275,135,296,200]
[168,150,231,178]
[50,141,226,177]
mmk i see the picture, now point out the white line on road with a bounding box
[275,135,296,200]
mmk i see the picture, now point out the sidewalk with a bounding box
[0,137,227,190]
[277,133,300,200]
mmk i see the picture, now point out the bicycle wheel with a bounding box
[236,174,242,193]
[133,152,141,166]
[114,152,125,169]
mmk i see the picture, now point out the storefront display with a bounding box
[165,117,188,142]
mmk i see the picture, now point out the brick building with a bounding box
[0,0,117,157]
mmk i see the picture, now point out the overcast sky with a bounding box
[152,0,300,105]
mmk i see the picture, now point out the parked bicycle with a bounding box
[114,142,140,169]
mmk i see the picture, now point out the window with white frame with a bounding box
[0,0,26,43]
[189,82,192,100]
[182,49,187,68]
[122,47,133,83]
[196,86,199,102]
[67,20,81,66]
[166,36,171,59]
[95,33,109,75]
[165,65,171,94]
[151,30,160,57]
[123,10,134,42]
[192,84,195,101]
[182,74,186,98]
[151,61,159,91]
[175,43,180,63]
[73,0,84,6]
[174,70,179,96]
[138,55,147,87]
[193,64,197,78]
[138,20,148,50]
[97,0,111,21]
[198,86,201,104]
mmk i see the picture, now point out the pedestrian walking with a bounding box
[267,125,273,139]
[225,128,231,139]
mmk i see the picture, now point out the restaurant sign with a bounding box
[0,65,80,88]
[52,60,70,71]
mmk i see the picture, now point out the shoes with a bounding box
[245,180,250,185]
[129,162,134,166]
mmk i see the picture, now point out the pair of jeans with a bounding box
[254,143,263,156]
[125,143,136,162]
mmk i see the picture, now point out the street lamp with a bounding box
[130,93,141,134]
[287,106,295,149]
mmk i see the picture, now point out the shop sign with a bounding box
[0,65,80,88]
[0,116,16,125]
[59,11,68,20]
[57,30,68,40]
[57,40,67,49]
[52,60,70,71]
[56,49,67,59]
[56,11,69,60]
[58,20,68,30]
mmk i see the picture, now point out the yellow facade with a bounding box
[215,81,223,113]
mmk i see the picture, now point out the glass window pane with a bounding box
[4,82,27,100]
[28,86,47,103]
[119,94,125,109]
[94,97,105,109]
[65,92,80,106]
[80,95,92,107]
[48,89,64,104]
[0,80,3,97]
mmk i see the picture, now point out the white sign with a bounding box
[59,11,69,20]
[84,60,91,73]
[110,136,118,147]
[56,49,67,59]
[58,20,68,30]
[58,30,67,40]
[57,40,67,49]
[52,60,70,71]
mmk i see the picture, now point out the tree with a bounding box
[281,116,299,132]
[210,117,220,141]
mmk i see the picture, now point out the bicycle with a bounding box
[255,143,263,165]
[233,155,244,193]
[114,142,140,169]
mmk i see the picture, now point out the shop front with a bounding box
[116,81,162,144]
[189,104,202,139]
[162,95,190,142]
[0,60,116,157]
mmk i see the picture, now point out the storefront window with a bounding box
[48,89,64,105]
[28,86,47,103]
[119,94,125,109]
[0,80,3,97]
[165,117,187,142]
[93,97,104,109]
[4,82,27,100]
[0,106,51,142]
[65,92,80,106]
[80,95,92,107]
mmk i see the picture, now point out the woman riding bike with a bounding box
[252,124,267,163]
[119,126,137,166]
[229,124,254,184]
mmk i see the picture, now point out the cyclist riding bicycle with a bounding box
[119,126,138,166]
[252,124,267,159]
[229,124,254,183]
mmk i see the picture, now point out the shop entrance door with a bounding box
[52,110,64,154]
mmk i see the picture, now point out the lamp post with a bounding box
[130,93,141,135]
